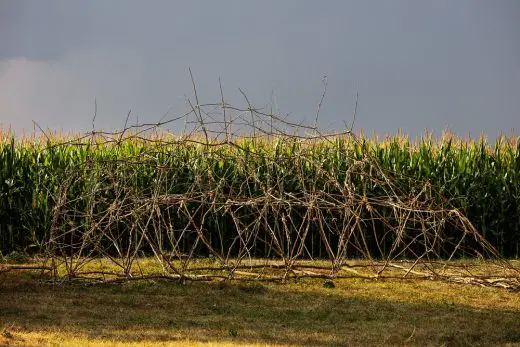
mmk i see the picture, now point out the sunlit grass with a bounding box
[1,262,520,346]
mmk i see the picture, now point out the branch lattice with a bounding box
[33,84,520,290]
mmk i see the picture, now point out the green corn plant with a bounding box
[1,129,519,257]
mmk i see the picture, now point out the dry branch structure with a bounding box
[1,83,519,290]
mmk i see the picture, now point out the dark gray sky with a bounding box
[1,0,519,138]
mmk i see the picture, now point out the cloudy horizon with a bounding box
[1,0,519,139]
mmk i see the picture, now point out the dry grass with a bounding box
[1,266,520,347]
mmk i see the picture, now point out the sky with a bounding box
[0,0,519,138]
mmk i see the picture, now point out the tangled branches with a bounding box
[36,79,520,290]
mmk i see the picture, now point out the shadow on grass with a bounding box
[1,272,519,346]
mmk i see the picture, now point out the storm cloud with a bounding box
[1,0,518,137]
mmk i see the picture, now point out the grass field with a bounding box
[1,266,520,347]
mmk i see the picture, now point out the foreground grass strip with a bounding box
[1,271,519,346]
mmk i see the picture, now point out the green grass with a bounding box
[1,266,520,346]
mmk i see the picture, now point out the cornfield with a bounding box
[0,88,519,288]
[1,130,518,257]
